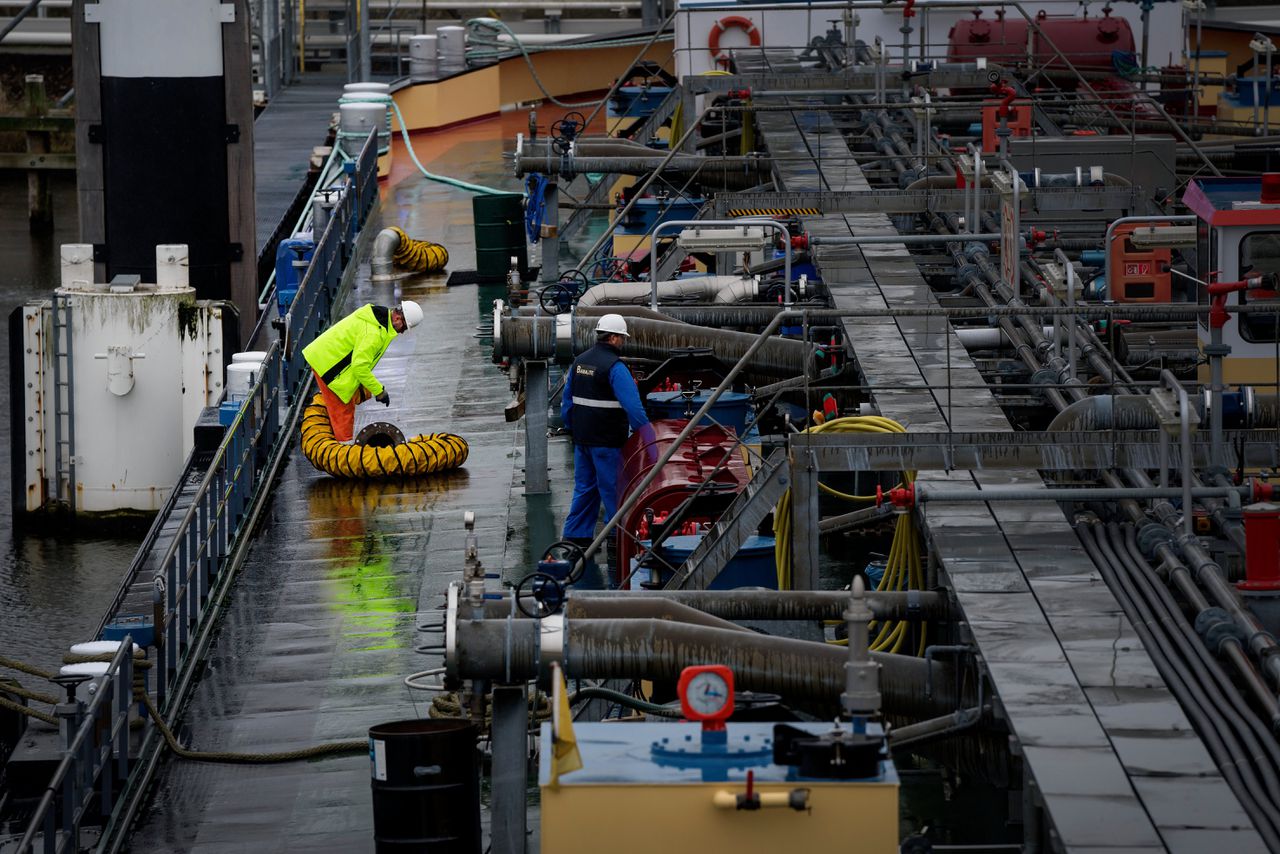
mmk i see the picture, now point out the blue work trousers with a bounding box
[562,444,623,540]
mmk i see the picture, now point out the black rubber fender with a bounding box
[300,394,468,478]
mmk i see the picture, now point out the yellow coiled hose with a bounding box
[300,394,468,478]
[391,226,449,273]
[773,416,926,655]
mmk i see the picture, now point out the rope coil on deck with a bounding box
[390,226,449,274]
[301,394,469,478]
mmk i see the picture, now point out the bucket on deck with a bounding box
[472,193,528,283]
[368,718,481,853]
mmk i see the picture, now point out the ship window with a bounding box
[1240,231,1280,343]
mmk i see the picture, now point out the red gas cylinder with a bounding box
[615,420,750,587]
[948,12,1134,74]
[1240,503,1280,592]
[1109,222,1173,302]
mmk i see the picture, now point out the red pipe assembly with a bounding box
[1240,503,1280,592]
[1208,274,1279,330]
[615,420,750,587]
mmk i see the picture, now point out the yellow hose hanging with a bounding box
[300,394,468,478]
[390,226,449,274]
[772,416,927,656]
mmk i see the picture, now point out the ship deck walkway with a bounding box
[124,120,571,852]
[253,74,348,251]
[738,49,1265,853]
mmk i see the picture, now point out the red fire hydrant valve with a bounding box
[877,484,916,509]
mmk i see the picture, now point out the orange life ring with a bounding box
[708,15,761,64]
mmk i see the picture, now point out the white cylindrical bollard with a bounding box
[226,362,262,400]
[409,34,438,81]
[338,101,389,158]
[437,26,466,75]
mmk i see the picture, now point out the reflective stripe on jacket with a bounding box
[567,343,629,447]
[302,304,398,403]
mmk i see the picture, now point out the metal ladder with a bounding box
[50,293,76,512]
[666,447,789,590]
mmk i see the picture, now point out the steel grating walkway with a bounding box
[739,49,1265,853]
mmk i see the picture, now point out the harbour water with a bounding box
[0,172,142,677]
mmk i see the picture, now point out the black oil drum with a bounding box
[368,719,481,853]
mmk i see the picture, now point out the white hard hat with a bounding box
[595,313,629,337]
[399,301,424,329]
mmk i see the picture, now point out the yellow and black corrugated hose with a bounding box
[390,226,449,274]
[301,394,469,478]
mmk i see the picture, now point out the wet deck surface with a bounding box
[740,49,1265,854]
[127,114,580,853]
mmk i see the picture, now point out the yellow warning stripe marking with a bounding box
[726,208,822,217]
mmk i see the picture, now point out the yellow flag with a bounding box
[549,662,583,786]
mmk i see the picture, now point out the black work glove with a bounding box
[375,391,391,407]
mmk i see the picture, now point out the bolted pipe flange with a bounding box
[1136,522,1174,558]
[355,422,407,448]
[1195,606,1247,654]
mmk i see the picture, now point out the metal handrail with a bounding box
[16,637,135,854]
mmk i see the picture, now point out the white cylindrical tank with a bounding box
[409,34,438,81]
[59,272,222,513]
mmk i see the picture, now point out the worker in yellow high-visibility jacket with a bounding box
[302,301,422,441]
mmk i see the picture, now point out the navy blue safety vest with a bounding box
[569,343,629,447]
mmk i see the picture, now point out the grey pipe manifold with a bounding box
[448,615,970,713]
[1047,393,1279,432]
[493,311,813,378]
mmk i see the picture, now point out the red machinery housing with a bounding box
[948,12,1135,73]
[615,420,750,587]
[1110,222,1173,302]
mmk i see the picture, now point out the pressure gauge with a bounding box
[678,665,735,731]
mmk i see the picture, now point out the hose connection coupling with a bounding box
[1195,607,1246,655]
[842,577,881,718]
[876,483,916,511]
[727,88,752,100]
[1135,522,1175,559]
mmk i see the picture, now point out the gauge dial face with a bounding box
[685,672,731,717]
[678,665,735,724]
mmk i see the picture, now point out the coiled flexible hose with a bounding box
[301,395,469,478]
[389,226,449,273]
[773,416,925,655]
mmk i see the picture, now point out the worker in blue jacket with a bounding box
[561,314,653,550]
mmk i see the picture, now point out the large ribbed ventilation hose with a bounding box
[371,227,449,279]
[301,395,468,478]
[390,226,448,273]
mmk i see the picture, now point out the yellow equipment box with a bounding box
[540,721,899,853]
